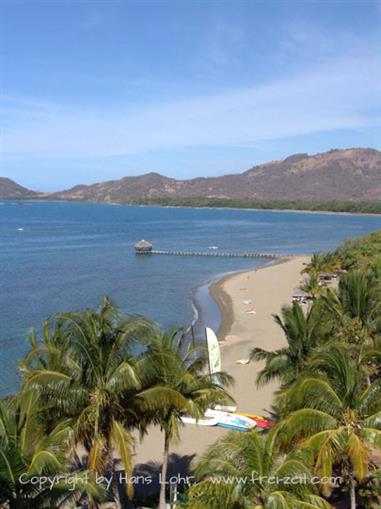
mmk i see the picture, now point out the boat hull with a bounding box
[180,416,218,426]
[214,404,237,412]
[205,409,256,432]
[237,412,273,428]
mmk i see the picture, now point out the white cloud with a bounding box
[1,52,380,158]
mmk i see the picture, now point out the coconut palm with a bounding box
[302,253,327,275]
[0,396,102,509]
[357,468,381,509]
[361,337,381,386]
[322,269,380,340]
[301,272,322,298]
[184,428,332,509]
[320,269,381,384]
[249,301,330,389]
[302,252,339,277]
[20,298,182,507]
[142,328,234,509]
[278,346,381,509]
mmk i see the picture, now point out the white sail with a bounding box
[205,327,222,376]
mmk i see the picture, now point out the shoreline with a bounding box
[190,267,265,341]
[7,199,381,217]
[209,257,290,340]
[134,255,310,466]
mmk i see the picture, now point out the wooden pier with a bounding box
[134,240,295,260]
[139,249,283,260]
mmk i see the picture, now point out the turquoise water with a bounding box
[1,201,380,395]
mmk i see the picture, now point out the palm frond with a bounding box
[347,432,369,481]
[111,419,134,498]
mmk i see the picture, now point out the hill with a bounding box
[2,148,381,211]
[0,178,39,200]
[50,148,381,204]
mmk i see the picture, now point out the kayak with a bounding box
[237,412,273,428]
[205,409,256,432]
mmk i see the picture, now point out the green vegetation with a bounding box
[334,231,381,270]
[130,196,381,214]
[0,231,380,508]
[278,346,381,508]
[1,300,231,509]
[141,328,233,509]
[303,230,381,273]
[249,300,331,388]
[185,231,381,509]
[185,429,332,509]
[0,397,103,508]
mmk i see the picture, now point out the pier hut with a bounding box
[135,239,153,254]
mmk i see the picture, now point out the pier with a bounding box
[134,239,293,260]
[140,249,282,260]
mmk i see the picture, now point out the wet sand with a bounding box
[133,256,309,468]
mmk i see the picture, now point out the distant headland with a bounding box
[1,148,381,214]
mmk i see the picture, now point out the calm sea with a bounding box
[1,201,380,395]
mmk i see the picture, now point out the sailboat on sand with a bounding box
[179,327,272,431]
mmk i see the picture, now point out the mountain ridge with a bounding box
[50,147,381,203]
[1,148,381,205]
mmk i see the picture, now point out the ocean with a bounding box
[1,200,380,395]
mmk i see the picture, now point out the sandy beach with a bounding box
[134,255,309,469]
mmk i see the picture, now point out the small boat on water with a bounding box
[180,415,218,426]
[205,409,256,432]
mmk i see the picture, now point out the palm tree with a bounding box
[302,252,339,277]
[277,346,381,509]
[357,468,381,509]
[185,428,332,509]
[322,269,380,340]
[142,328,234,509]
[20,298,179,507]
[301,271,322,298]
[321,269,381,384]
[249,301,330,389]
[302,253,327,275]
[361,337,381,386]
[0,396,102,509]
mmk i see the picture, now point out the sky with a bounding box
[1,0,380,191]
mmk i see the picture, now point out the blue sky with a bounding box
[1,0,380,191]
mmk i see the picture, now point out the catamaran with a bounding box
[179,327,269,431]
[206,327,238,412]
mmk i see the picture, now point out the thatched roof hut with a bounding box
[135,239,153,254]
